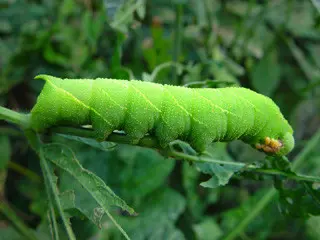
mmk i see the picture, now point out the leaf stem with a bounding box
[250,168,320,183]
[171,150,246,167]
[0,106,30,128]
[170,150,320,183]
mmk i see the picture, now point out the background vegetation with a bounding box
[1,0,320,239]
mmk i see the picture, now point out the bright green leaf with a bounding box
[196,143,243,188]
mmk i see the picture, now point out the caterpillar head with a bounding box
[254,112,294,156]
[255,132,294,156]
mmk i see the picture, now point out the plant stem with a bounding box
[47,204,60,240]
[223,128,320,240]
[172,151,246,167]
[0,106,30,128]
[251,168,320,183]
[171,150,320,183]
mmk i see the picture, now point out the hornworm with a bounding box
[30,75,294,156]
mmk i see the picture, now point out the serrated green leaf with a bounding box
[59,190,76,210]
[42,143,135,215]
[55,140,175,206]
[197,162,242,188]
[42,143,133,239]
[59,189,105,228]
[59,177,111,228]
[195,143,243,188]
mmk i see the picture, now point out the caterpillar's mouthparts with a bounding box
[255,133,294,156]
[255,137,283,154]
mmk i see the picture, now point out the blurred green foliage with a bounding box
[1,0,320,239]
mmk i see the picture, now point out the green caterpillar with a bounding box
[30,75,294,156]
